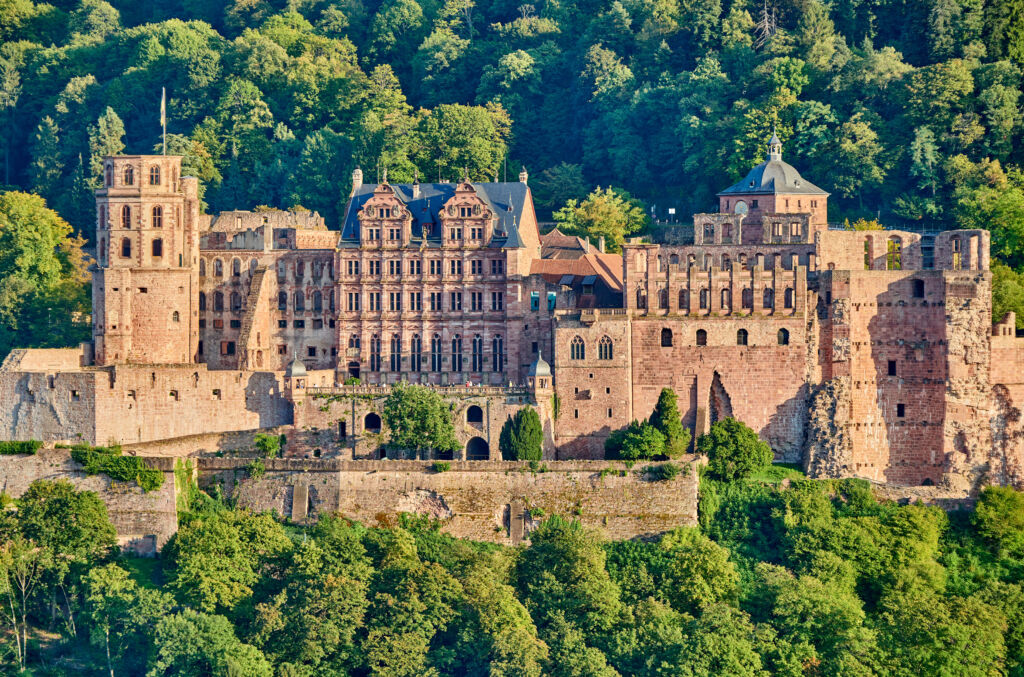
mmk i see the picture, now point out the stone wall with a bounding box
[0,449,177,555]
[198,457,699,544]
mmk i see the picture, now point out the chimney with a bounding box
[598,236,606,253]
[351,167,363,196]
[585,236,591,254]
[519,166,528,184]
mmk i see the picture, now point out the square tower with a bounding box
[92,155,201,365]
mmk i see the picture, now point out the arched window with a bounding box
[370,334,381,371]
[570,335,585,360]
[104,164,112,187]
[763,288,774,309]
[121,237,131,258]
[721,288,731,310]
[277,292,287,310]
[149,165,160,185]
[636,287,647,309]
[411,334,422,372]
[700,288,709,310]
[451,334,463,372]
[696,329,707,346]
[121,205,131,229]
[123,165,134,185]
[294,291,305,312]
[213,291,224,312]
[98,238,106,265]
[679,289,689,311]
[661,328,673,347]
[198,292,206,311]
[737,329,748,346]
[784,287,794,309]
[99,205,106,229]
[951,237,962,270]
[778,328,790,345]
[722,254,731,269]
[467,405,484,424]
[703,223,714,240]
[364,412,382,432]
[864,237,872,270]
[214,259,223,277]
[887,236,902,270]
[348,334,360,349]
[172,310,180,322]
[313,291,323,312]
[390,334,401,372]
[472,334,484,371]
[431,333,442,372]
[742,287,753,309]
[492,335,504,372]
[598,335,613,360]
[151,238,163,257]
[230,291,242,312]
[232,258,241,276]
[658,288,668,309]
[199,259,206,276]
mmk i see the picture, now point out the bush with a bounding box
[254,433,283,458]
[645,463,681,481]
[499,407,544,460]
[973,485,1024,557]
[246,458,266,480]
[431,461,451,473]
[619,422,666,460]
[649,388,691,457]
[697,418,773,482]
[0,440,43,455]
[70,443,164,492]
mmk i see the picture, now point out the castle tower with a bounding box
[92,155,200,365]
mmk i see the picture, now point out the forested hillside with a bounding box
[2,472,1023,675]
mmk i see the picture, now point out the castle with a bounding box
[2,134,1023,491]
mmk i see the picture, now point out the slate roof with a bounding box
[719,136,829,197]
[340,181,532,248]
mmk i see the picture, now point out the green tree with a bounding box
[618,422,666,461]
[87,106,125,186]
[499,407,544,461]
[657,527,739,614]
[553,187,649,253]
[992,262,1024,329]
[648,388,690,458]
[0,534,51,672]
[698,418,774,481]
[414,103,511,181]
[532,163,588,216]
[972,485,1024,557]
[382,382,460,457]
[28,116,62,199]
[147,609,273,676]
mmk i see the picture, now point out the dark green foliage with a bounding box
[0,439,41,455]
[499,407,544,461]
[644,462,680,481]
[973,485,1024,557]
[606,419,666,460]
[699,418,774,481]
[431,461,450,473]
[382,382,460,455]
[253,433,282,458]
[70,443,165,491]
[648,388,691,457]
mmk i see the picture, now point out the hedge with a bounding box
[70,443,164,492]
[0,440,43,455]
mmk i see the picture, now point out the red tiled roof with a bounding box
[529,252,623,292]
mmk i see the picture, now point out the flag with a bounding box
[160,87,166,128]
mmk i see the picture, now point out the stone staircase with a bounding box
[237,267,267,369]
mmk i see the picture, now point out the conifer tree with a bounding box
[500,407,543,461]
[649,387,690,458]
[87,106,124,186]
[28,116,62,199]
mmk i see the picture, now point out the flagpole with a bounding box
[161,87,166,155]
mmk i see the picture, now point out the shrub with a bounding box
[697,418,773,481]
[649,388,691,457]
[431,461,451,473]
[246,458,266,480]
[253,433,282,458]
[69,443,164,492]
[0,440,43,455]
[499,407,544,461]
[973,485,1024,557]
[618,422,666,460]
[645,463,681,481]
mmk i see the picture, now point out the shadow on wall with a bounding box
[244,372,291,428]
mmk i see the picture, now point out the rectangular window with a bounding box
[471,260,483,275]
[347,293,360,312]
[896,403,905,418]
[389,260,400,276]
[313,319,323,330]
[471,227,483,240]
[429,292,442,311]
[491,292,504,311]
[389,292,402,312]
[410,292,422,311]
[278,320,287,328]
[369,260,381,276]
[229,319,241,329]
[449,260,463,275]
[409,260,421,275]
[459,206,472,218]
[278,345,287,355]
[491,259,504,275]
[213,319,224,329]
[547,292,557,311]
[449,228,463,240]
[751,199,759,208]
[530,292,540,311]
[221,341,236,355]
[293,320,305,329]
[888,360,897,376]
[369,292,381,311]
[199,319,206,328]
[380,207,391,218]
[470,292,483,311]
[347,260,360,275]
[429,259,441,275]
[307,346,316,357]
[450,292,462,311]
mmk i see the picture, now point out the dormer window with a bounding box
[459,206,472,218]
[380,207,392,218]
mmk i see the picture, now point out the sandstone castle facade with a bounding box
[3,135,1023,491]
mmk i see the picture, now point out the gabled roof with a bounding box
[340,181,532,248]
[541,228,591,259]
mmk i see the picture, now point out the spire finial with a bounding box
[767,126,782,161]
[382,167,388,184]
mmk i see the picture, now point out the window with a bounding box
[389,259,400,276]
[450,292,462,311]
[313,291,323,313]
[221,341,236,356]
[570,335,585,360]
[472,334,483,371]
[388,292,401,312]
[742,287,753,309]
[429,292,441,311]
[431,334,442,371]
[370,334,381,371]
[276,292,287,311]
[737,329,748,346]
[123,165,134,185]
[492,335,504,372]
[896,403,905,418]
[449,228,463,240]
[790,221,801,237]
[721,288,731,310]
[661,328,673,347]
[778,328,789,345]
[347,292,360,312]
[231,319,242,329]
[369,260,380,275]
[348,334,360,349]
[278,320,286,328]
[470,292,483,311]
[172,311,180,322]
[679,289,689,310]
[199,259,206,276]
[409,260,421,275]
[293,320,305,329]
[699,288,709,310]
[212,292,225,313]
[230,291,241,312]
[784,287,794,309]
[410,292,422,311]
[307,346,317,358]
[199,292,207,311]
[491,259,504,275]
[764,288,775,309]
[913,279,925,298]
[411,334,422,372]
[530,292,540,311]
[887,236,902,270]
[658,288,668,309]
[491,292,503,311]
[696,329,707,346]
[149,165,160,185]
[152,205,163,227]
[121,205,131,229]
[390,334,401,371]
[547,292,556,311]
[214,259,223,277]
[598,335,613,360]
[429,259,441,275]
[450,260,463,275]
[347,260,360,275]
[751,199,759,208]
[451,334,463,372]
[471,260,482,275]
[369,292,381,311]
[104,164,112,187]
[951,237,962,270]
[888,360,897,376]
[295,291,305,312]
[121,237,131,258]
[232,258,241,276]
[152,238,163,257]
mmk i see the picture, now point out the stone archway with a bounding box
[466,436,489,460]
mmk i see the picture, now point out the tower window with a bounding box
[123,165,134,186]
[888,360,897,376]
[696,329,707,346]
[152,238,163,257]
[661,328,673,347]
[172,311,180,322]
[913,279,925,298]
[737,328,748,346]
[570,335,585,360]
[121,205,131,229]
[120,238,131,258]
[149,165,160,185]
[896,403,905,418]
[778,328,789,345]
[152,205,162,227]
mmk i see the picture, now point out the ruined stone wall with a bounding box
[0,449,177,555]
[815,230,924,272]
[198,458,699,544]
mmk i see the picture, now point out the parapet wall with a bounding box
[197,458,699,543]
